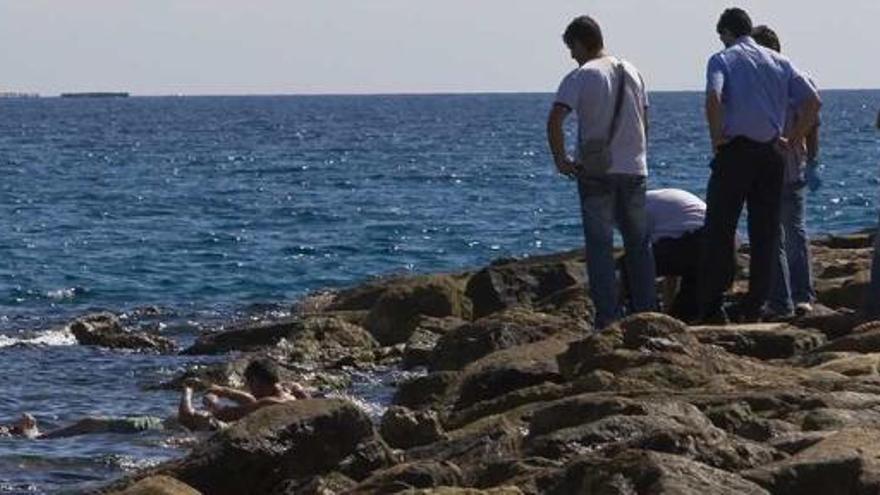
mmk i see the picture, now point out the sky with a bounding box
[1,0,878,95]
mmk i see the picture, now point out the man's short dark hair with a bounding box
[716,8,753,38]
[563,15,604,52]
[244,359,281,385]
[752,25,781,52]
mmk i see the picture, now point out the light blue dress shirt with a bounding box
[706,36,818,143]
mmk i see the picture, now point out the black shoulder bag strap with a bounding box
[606,59,628,145]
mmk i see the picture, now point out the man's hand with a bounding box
[712,137,728,155]
[556,158,578,178]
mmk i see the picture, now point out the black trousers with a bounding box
[700,137,785,317]
[619,227,729,322]
[653,227,705,322]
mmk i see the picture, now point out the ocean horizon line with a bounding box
[4,87,879,99]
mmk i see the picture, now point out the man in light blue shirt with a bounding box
[699,8,821,323]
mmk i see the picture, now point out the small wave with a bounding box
[0,328,76,348]
[45,287,83,301]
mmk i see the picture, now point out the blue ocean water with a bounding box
[0,91,878,492]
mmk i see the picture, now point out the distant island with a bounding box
[60,92,129,98]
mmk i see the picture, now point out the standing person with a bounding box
[866,109,880,320]
[547,15,656,329]
[700,8,821,323]
[751,25,821,318]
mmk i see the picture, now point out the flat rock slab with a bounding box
[744,428,880,495]
[690,323,826,359]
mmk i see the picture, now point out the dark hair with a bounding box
[752,25,781,52]
[716,8,752,38]
[563,16,604,52]
[244,359,281,385]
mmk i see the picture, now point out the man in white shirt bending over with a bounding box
[621,189,735,322]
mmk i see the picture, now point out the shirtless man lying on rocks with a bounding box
[178,358,307,431]
[0,359,307,438]
[1,412,170,439]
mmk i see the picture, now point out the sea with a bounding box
[0,91,878,493]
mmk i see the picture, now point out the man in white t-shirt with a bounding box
[547,15,656,329]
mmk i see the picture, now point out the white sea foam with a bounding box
[46,287,79,300]
[0,328,76,348]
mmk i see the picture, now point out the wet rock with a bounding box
[365,275,472,346]
[69,312,177,353]
[275,472,356,495]
[526,396,778,471]
[184,316,376,361]
[394,372,460,410]
[768,431,836,454]
[813,328,880,353]
[814,233,875,250]
[815,270,870,310]
[107,476,201,495]
[162,399,373,495]
[407,489,524,495]
[337,437,402,482]
[349,461,464,494]
[406,417,523,473]
[403,316,467,369]
[704,402,798,442]
[535,284,594,328]
[464,251,584,319]
[452,338,571,411]
[791,304,860,338]
[182,317,301,355]
[547,450,770,495]
[430,308,578,372]
[380,406,446,449]
[690,323,826,359]
[744,428,880,495]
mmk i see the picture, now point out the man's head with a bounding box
[716,8,752,47]
[243,359,281,397]
[752,25,781,53]
[563,15,604,65]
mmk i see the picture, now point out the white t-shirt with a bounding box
[646,189,706,243]
[554,56,649,176]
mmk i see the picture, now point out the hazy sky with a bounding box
[1,0,878,95]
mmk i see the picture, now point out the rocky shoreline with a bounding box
[86,232,880,494]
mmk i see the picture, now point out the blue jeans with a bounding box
[768,181,816,314]
[866,215,880,319]
[577,174,657,329]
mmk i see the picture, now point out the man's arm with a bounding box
[805,124,819,162]
[784,93,821,146]
[705,92,726,154]
[876,109,880,130]
[208,385,257,406]
[546,103,577,177]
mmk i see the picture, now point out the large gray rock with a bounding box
[547,450,770,495]
[364,275,472,346]
[183,315,376,361]
[380,406,446,449]
[70,312,177,353]
[744,428,880,495]
[464,251,584,319]
[163,399,374,495]
[690,323,826,359]
[430,308,577,372]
